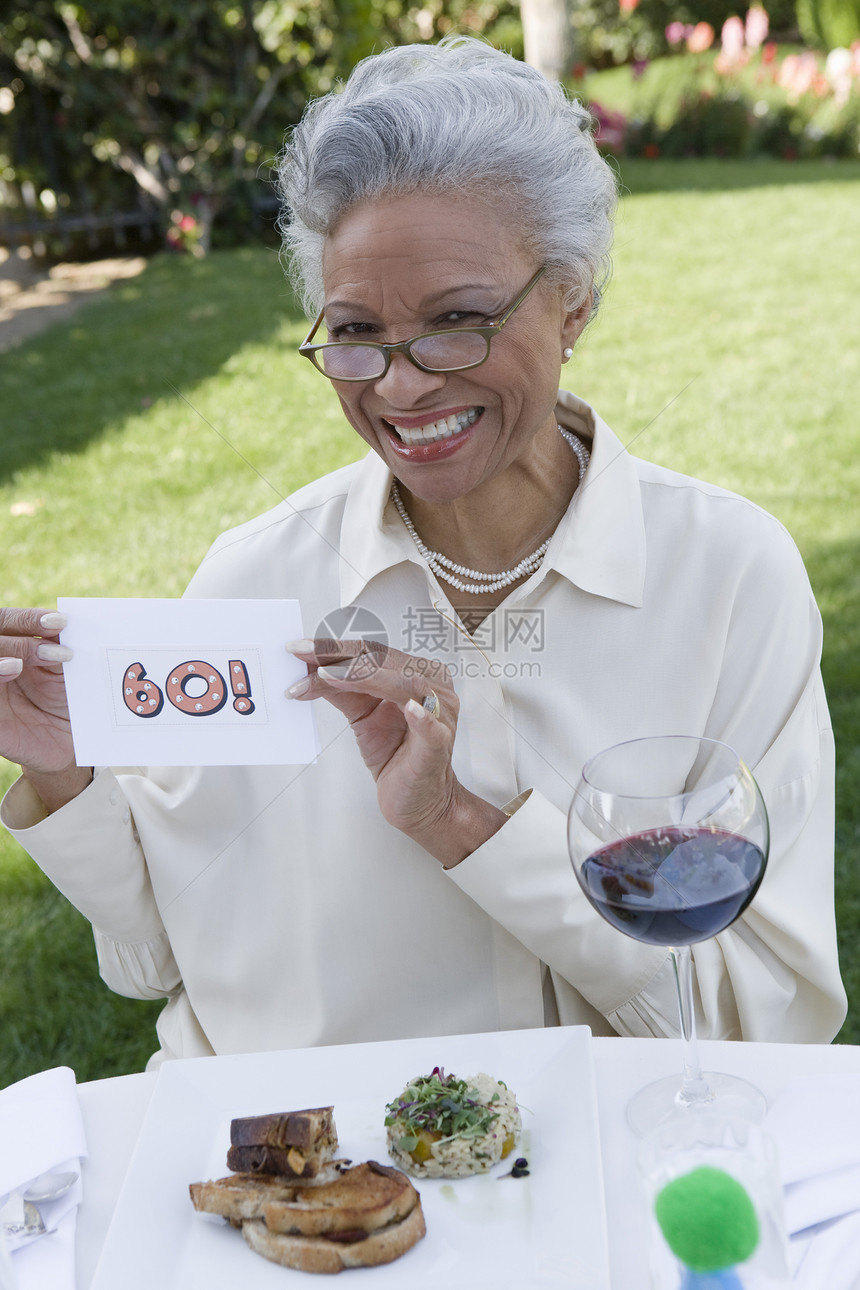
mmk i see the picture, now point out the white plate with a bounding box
[91,1027,609,1289]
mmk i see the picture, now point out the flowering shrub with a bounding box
[585,6,860,158]
[590,102,629,152]
[165,208,204,256]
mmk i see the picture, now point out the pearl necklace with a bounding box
[390,424,591,595]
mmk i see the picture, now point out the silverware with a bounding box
[22,1170,78,1204]
[1,1200,45,1240]
[0,1170,78,1244]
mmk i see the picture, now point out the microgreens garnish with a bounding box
[384,1068,502,1144]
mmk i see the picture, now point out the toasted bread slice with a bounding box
[230,1107,336,1152]
[189,1162,349,1223]
[189,1172,300,1222]
[242,1199,426,1274]
[228,1107,338,1179]
[262,1161,418,1236]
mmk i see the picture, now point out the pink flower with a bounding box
[179,215,197,231]
[687,22,715,53]
[762,41,777,65]
[665,21,690,45]
[619,0,639,11]
[745,5,769,50]
[777,51,819,101]
[589,102,627,153]
[721,15,746,62]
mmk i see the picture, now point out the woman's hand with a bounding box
[0,608,92,810]
[286,638,506,867]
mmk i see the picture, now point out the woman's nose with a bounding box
[373,351,448,404]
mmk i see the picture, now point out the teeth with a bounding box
[393,407,481,446]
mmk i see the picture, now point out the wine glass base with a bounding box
[626,1071,768,1137]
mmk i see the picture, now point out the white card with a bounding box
[57,598,319,767]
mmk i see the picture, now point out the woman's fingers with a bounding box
[317,659,456,726]
[0,608,67,639]
[0,609,71,669]
[0,608,76,777]
[0,639,73,668]
[286,637,388,666]
[286,636,454,716]
[287,638,390,689]
[287,637,451,690]
[403,695,450,747]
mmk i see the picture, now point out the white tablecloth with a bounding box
[75,1037,860,1289]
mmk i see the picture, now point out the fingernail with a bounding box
[37,642,74,663]
[40,612,68,631]
[405,698,426,719]
[0,657,23,677]
[318,663,352,681]
[285,639,314,654]
[286,676,310,698]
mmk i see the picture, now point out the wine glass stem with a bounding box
[670,945,713,1108]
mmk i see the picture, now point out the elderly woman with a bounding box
[0,38,845,1065]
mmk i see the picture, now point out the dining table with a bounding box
[72,1034,860,1289]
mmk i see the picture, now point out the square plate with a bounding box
[91,1027,608,1289]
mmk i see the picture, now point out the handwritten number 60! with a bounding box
[122,659,256,719]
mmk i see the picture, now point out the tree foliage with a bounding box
[1,1,385,247]
[796,0,860,49]
[0,0,520,252]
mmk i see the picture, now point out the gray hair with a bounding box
[276,36,618,319]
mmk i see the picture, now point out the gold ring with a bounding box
[422,691,441,720]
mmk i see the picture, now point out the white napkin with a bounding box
[766,1073,860,1289]
[789,1210,860,1290]
[0,1066,87,1290]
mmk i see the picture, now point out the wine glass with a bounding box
[567,735,770,1136]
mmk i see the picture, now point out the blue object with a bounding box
[681,1269,745,1290]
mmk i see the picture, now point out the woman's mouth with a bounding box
[387,406,482,446]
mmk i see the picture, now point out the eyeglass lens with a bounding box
[318,329,489,379]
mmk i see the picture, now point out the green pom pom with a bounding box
[654,1165,760,1273]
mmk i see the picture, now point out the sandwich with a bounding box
[226,1106,339,1179]
[190,1159,426,1274]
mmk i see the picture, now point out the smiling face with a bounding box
[320,191,589,506]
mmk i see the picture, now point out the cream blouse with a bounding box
[1,392,846,1066]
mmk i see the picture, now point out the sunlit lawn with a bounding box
[2,158,859,1084]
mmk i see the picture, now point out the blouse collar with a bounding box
[339,390,646,610]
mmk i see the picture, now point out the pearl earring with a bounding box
[563,347,573,361]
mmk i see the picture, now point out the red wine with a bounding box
[579,826,766,946]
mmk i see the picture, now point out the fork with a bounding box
[1,1198,45,1241]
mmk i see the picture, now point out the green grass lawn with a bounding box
[2,158,859,1084]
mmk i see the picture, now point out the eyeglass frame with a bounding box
[298,265,547,382]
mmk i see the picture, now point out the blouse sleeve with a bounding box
[0,767,182,1002]
[446,526,846,1044]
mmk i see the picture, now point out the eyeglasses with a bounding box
[298,266,546,382]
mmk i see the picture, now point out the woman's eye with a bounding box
[437,310,481,327]
[329,321,376,339]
